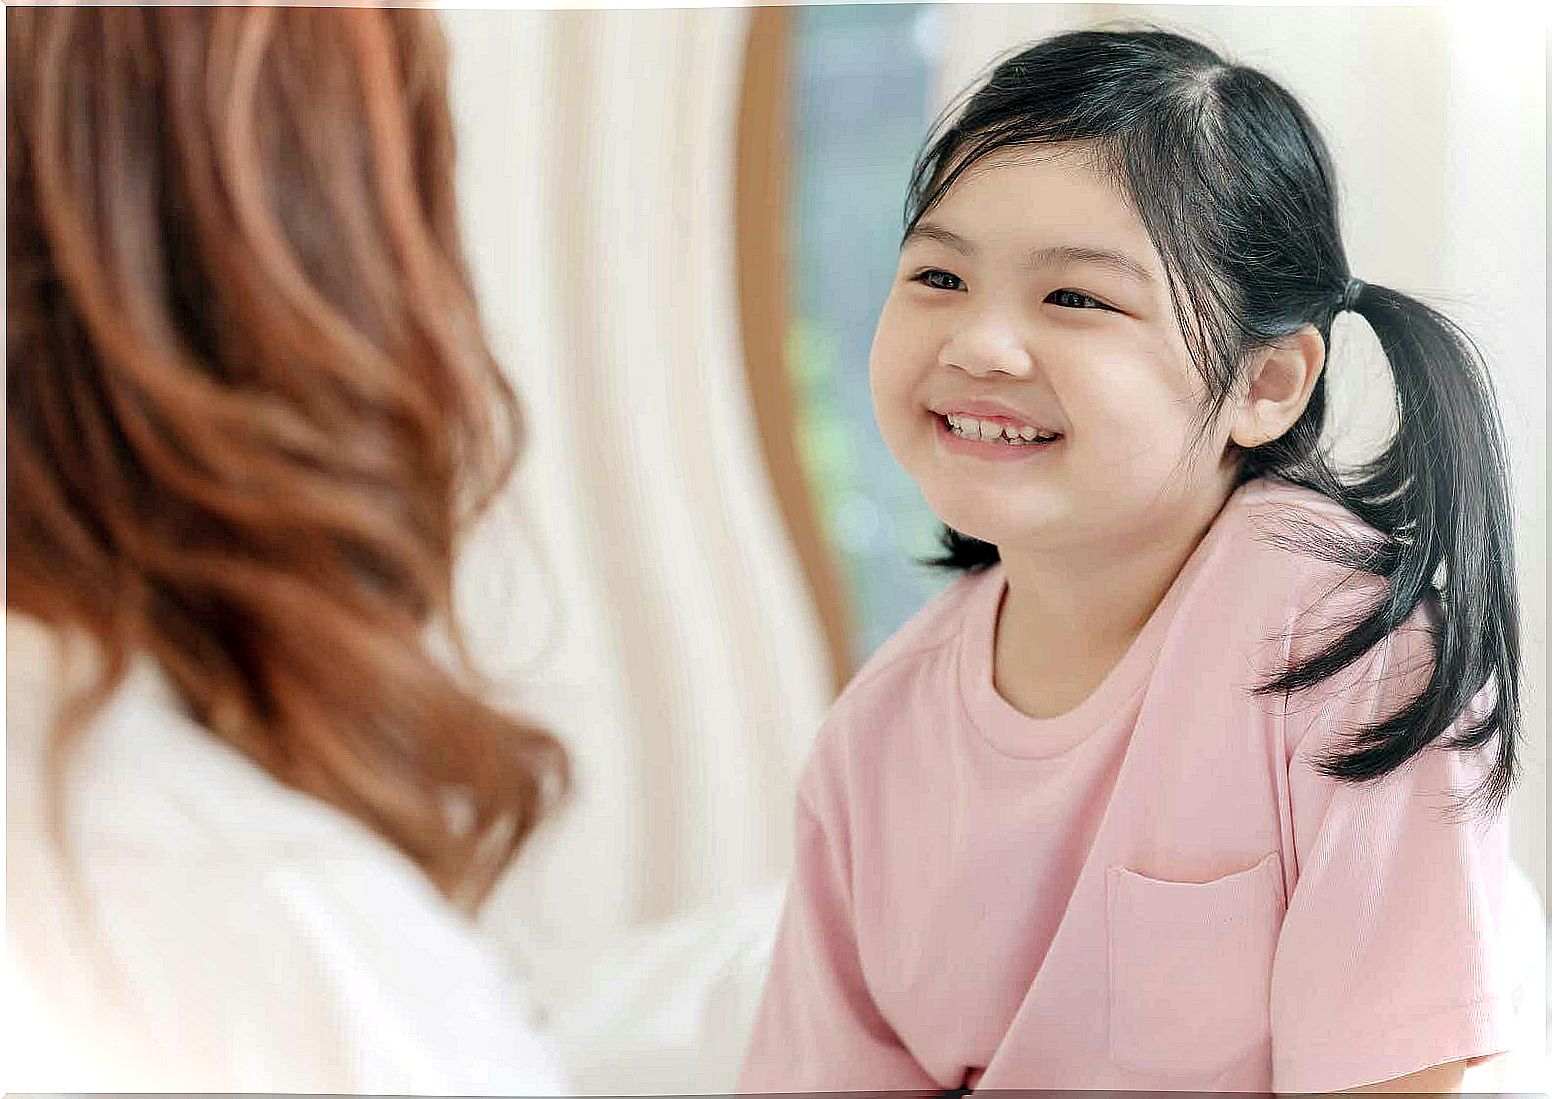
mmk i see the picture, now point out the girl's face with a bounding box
[869,144,1239,558]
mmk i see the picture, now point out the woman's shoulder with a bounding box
[8,613,370,855]
[6,613,471,918]
[7,614,567,1092]
[6,613,489,929]
[13,825,566,1091]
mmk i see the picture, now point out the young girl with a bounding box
[738,28,1526,1094]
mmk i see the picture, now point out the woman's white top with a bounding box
[6,613,570,1094]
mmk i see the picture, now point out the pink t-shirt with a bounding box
[738,477,1516,1093]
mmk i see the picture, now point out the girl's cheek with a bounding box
[873,340,922,400]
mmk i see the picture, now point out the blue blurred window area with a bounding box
[787,3,952,667]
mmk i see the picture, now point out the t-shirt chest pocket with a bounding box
[1106,852,1287,1083]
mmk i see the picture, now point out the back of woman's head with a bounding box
[915,27,1520,812]
[7,6,567,908]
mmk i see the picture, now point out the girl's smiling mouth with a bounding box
[930,400,1064,461]
[933,411,1064,461]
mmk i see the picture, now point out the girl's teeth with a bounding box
[944,413,1056,445]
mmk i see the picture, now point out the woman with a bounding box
[8,7,571,1090]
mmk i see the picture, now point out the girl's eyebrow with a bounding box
[1030,244,1156,288]
[902,221,977,255]
[904,221,1155,287]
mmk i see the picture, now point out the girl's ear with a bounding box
[1229,325,1325,448]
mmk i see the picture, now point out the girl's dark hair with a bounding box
[911,28,1519,812]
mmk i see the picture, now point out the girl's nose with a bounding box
[938,319,1034,378]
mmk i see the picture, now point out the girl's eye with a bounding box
[1047,288,1110,311]
[911,268,965,292]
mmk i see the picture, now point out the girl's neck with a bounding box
[993,482,1236,721]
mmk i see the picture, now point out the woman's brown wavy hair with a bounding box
[7,6,568,909]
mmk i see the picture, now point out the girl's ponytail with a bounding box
[1262,281,1521,814]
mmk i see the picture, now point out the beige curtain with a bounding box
[937,5,1547,902]
[440,8,832,954]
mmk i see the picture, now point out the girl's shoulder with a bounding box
[1233,476,1376,543]
[1225,476,1438,682]
[838,566,1000,706]
[1225,477,1393,605]
[796,568,997,816]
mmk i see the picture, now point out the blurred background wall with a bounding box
[437,4,1546,964]
[441,8,834,955]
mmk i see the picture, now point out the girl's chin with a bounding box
[926,507,1052,551]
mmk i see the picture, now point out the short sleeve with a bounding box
[1269,614,1519,1093]
[737,774,938,1093]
